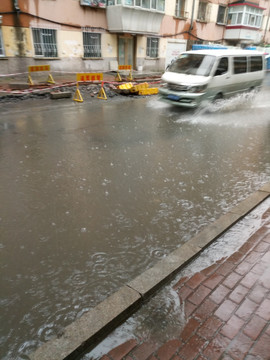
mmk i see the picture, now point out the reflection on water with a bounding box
[0,91,270,359]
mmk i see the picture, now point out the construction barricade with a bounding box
[73,73,106,102]
[28,65,55,85]
[115,65,133,82]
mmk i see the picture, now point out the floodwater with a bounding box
[1,86,270,359]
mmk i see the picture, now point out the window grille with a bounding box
[83,32,101,58]
[146,37,159,58]
[32,28,58,57]
[0,28,4,56]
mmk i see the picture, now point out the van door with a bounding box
[209,57,233,99]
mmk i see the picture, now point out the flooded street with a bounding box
[1,87,270,359]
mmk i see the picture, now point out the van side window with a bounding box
[250,56,263,72]
[234,57,247,74]
[214,57,228,76]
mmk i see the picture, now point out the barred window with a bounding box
[32,28,58,57]
[0,28,5,56]
[146,37,159,58]
[83,32,101,58]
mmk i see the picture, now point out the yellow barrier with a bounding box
[130,82,149,93]
[28,65,55,85]
[73,73,106,102]
[115,65,133,81]
[138,88,159,96]
[73,83,84,102]
[76,73,103,82]
[117,82,133,90]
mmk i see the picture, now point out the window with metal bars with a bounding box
[32,28,58,57]
[83,32,101,58]
[146,37,159,58]
[0,28,4,56]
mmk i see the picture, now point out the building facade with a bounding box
[0,0,269,75]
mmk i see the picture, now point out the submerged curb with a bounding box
[30,182,270,360]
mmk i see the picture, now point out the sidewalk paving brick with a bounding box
[92,205,270,359]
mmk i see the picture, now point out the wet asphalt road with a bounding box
[0,80,270,359]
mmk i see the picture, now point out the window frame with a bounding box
[175,0,187,18]
[107,0,165,11]
[227,5,263,29]
[82,32,102,58]
[250,56,263,72]
[214,57,229,76]
[197,1,209,22]
[217,5,227,25]
[32,28,58,58]
[233,56,247,74]
[146,37,159,58]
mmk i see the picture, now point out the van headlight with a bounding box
[188,84,207,93]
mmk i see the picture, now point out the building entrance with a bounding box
[118,36,135,67]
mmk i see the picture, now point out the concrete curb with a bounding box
[30,182,270,360]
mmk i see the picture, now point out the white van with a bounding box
[159,49,266,108]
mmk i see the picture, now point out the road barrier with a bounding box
[28,65,55,85]
[73,73,106,102]
[115,65,133,82]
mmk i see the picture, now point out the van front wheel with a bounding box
[213,93,223,104]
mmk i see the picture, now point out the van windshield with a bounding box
[168,53,216,76]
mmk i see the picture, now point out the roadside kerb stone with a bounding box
[228,190,269,217]
[188,211,241,250]
[127,243,201,298]
[29,183,270,360]
[259,182,270,193]
[29,286,141,360]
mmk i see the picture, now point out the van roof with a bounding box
[184,49,264,57]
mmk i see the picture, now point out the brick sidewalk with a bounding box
[99,207,270,360]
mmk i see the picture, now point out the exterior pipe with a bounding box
[189,0,196,31]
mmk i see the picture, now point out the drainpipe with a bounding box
[12,0,24,57]
[189,0,196,31]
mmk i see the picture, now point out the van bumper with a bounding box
[159,88,205,108]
